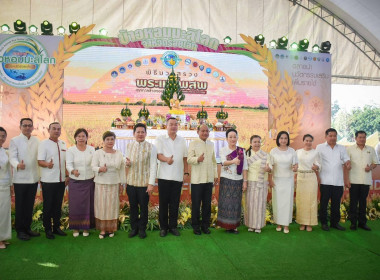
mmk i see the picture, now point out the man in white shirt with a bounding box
[125,123,157,239]
[316,128,350,231]
[346,131,378,231]
[155,117,189,237]
[9,118,40,241]
[38,122,68,239]
[187,124,218,235]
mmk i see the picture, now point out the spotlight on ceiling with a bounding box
[41,20,53,35]
[298,38,309,51]
[99,28,108,36]
[269,40,277,49]
[312,44,320,53]
[1,24,10,33]
[254,34,265,46]
[69,22,80,34]
[290,42,298,51]
[57,26,65,35]
[320,41,331,53]
[28,25,38,35]
[276,36,288,50]
[223,36,232,44]
[14,19,27,34]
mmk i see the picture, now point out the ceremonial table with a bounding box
[111,129,228,159]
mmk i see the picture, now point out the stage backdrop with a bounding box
[2,25,377,202]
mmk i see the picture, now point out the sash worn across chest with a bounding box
[247,150,267,181]
[226,146,244,175]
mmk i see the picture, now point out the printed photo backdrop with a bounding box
[63,47,268,148]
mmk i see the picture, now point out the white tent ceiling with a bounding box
[1,0,380,85]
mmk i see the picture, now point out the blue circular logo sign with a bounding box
[111,71,118,78]
[119,66,126,73]
[151,57,157,63]
[206,68,212,74]
[0,35,49,88]
[161,51,181,68]
[185,59,191,65]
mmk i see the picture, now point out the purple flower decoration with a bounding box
[166,113,172,120]
[186,114,191,122]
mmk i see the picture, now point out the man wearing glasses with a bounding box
[9,118,41,241]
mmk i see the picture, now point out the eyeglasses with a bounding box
[21,124,33,128]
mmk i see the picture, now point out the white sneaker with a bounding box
[255,229,261,233]
[248,228,254,232]
[73,232,79,237]
[83,232,89,237]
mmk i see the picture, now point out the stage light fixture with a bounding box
[1,24,10,33]
[276,36,288,49]
[298,39,309,51]
[254,34,265,46]
[269,40,277,49]
[320,41,331,53]
[69,22,80,34]
[14,19,27,34]
[223,36,232,44]
[57,26,65,35]
[99,28,108,36]
[312,44,320,53]
[290,42,298,51]
[28,25,38,35]
[41,20,53,35]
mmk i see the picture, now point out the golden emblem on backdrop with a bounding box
[238,34,304,152]
[19,24,96,141]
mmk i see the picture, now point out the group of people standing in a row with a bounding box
[0,118,378,249]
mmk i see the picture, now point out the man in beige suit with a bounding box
[187,124,218,235]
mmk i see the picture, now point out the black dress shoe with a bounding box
[27,230,41,237]
[321,224,330,231]
[331,223,346,231]
[139,230,147,239]
[358,224,371,231]
[193,229,201,235]
[350,224,357,230]
[202,228,211,234]
[17,232,31,241]
[169,228,180,236]
[46,231,55,239]
[160,229,167,237]
[226,229,239,234]
[128,229,138,238]
[53,228,67,236]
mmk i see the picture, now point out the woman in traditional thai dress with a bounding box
[244,135,271,233]
[0,127,12,249]
[295,134,320,232]
[66,128,95,237]
[268,131,298,234]
[217,129,248,233]
[92,131,126,239]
